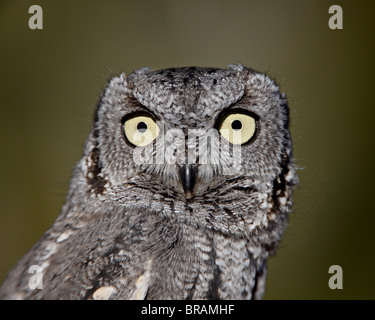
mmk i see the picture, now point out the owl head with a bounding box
[74,64,297,238]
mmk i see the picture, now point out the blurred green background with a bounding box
[0,0,374,299]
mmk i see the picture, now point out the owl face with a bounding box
[88,65,296,234]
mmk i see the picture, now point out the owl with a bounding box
[0,64,298,300]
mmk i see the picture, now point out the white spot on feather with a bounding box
[56,230,74,243]
[92,286,116,300]
[130,260,152,300]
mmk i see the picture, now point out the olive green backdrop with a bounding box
[0,0,374,299]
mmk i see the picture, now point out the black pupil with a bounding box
[137,121,148,133]
[231,120,242,130]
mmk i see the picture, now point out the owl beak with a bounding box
[179,164,197,199]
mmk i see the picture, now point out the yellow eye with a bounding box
[123,113,160,147]
[218,111,256,145]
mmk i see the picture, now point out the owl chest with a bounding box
[146,227,262,300]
